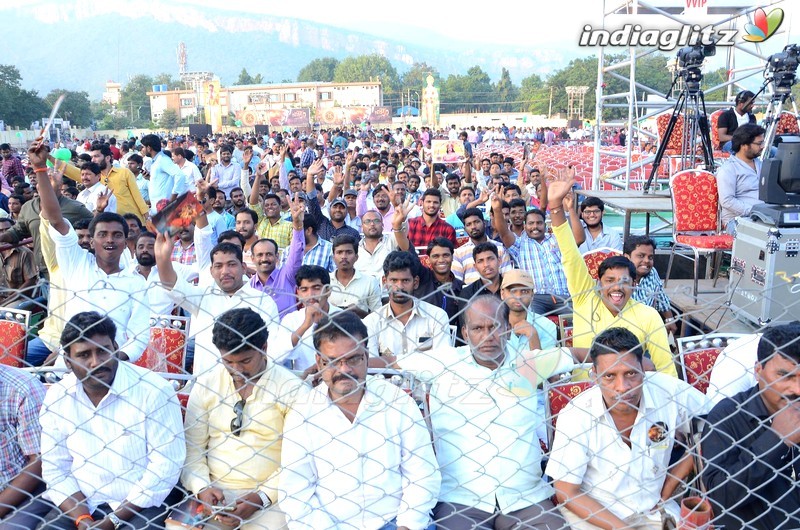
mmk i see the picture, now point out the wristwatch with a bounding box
[256,490,273,509]
[107,512,122,529]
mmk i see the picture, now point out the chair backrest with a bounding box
[656,113,685,151]
[677,333,747,394]
[135,315,191,374]
[0,309,31,368]
[557,313,573,347]
[709,109,725,148]
[776,111,800,134]
[670,169,720,233]
[582,247,623,280]
[367,368,433,439]
[544,379,593,449]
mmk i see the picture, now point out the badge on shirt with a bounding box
[647,421,669,444]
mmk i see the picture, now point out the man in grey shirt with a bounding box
[716,123,765,232]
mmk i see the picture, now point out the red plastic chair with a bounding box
[665,169,733,301]
[582,247,622,280]
[556,313,573,347]
[544,379,593,449]
[135,316,190,374]
[0,308,30,368]
[677,333,747,394]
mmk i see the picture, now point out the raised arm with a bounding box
[392,198,411,251]
[154,231,179,290]
[29,140,69,234]
[490,186,516,249]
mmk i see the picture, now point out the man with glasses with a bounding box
[570,197,622,254]
[716,123,766,233]
[281,311,440,530]
[181,308,308,530]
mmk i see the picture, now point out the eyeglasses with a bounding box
[230,399,245,436]
[362,218,382,225]
[751,141,765,146]
[582,209,602,215]
[319,354,366,370]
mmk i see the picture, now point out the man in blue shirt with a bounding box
[141,134,185,214]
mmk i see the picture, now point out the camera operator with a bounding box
[716,123,765,233]
[717,90,756,154]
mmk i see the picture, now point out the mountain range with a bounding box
[4,1,577,99]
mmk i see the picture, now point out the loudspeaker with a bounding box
[254,125,269,136]
[189,124,212,137]
[568,119,583,129]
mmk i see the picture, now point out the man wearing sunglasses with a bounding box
[181,308,309,529]
[281,311,441,530]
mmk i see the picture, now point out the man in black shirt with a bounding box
[414,236,463,324]
[717,90,756,152]
[702,322,800,529]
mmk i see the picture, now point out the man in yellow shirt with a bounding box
[91,143,149,222]
[546,173,677,378]
[181,307,309,529]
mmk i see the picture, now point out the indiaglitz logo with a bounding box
[743,7,784,43]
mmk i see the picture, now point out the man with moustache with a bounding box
[248,193,306,316]
[354,208,411,282]
[26,139,150,365]
[209,145,242,199]
[181,308,308,530]
[154,232,279,375]
[363,250,450,362]
[414,237,464,325]
[716,123,766,233]
[328,234,381,318]
[127,231,196,316]
[492,189,570,316]
[280,311,440,530]
[75,162,117,214]
[702,322,800,529]
[172,223,197,266]
[547,328,709,529]
[228,187,248,216]
[235,208,260,274]
[451,207,512,285]
[357,182,395,232]
[40,312,185,529]
[141,134,185,214]
[90,143,149,221]
[248,171,293,249]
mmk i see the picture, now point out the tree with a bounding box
[159,109,180,130]
[44,89,92,127]
[119,74,154,127]
[520,73,549,114]
[297,57,339,83]
[440,66,493,113]
[494,68,519,112]
[153,73,183,90]
[0,65,46,127]
[334,54,399,94]
[400,62,440,93]
[234,68,264,85]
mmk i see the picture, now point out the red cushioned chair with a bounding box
[676,333,747,394]
[0,308,30,368]
[135,315,190,375]
[544,378,593,449]
[557,313,573,347]
[776,111,800,134]
[582,247,622,281]
[665,169,733,302]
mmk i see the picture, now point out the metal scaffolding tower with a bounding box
[566,86,590,120]
[591,0,793,191]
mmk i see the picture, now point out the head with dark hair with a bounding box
[596,255,636,314]
[235,209,258,240]
[213,308,269,384]
[734,90,755,112]
[461,294,509,367]
[295,265,332,308]
[462,208,485,242]
[209,242,245,294]
[60,311,120,391]
[473,241,500,281]
[122,213,142,242]
[755,322,800,414]
[89,143,113,171]
[503,184,522,200]
[524,208,546,241]
[73,218,92,231]
[86,212,127,262]
[580,196,606,228]
[589,327,644,414]
[79,161,102,188]
[302,216,319,237]
[731,123,766,156]
[218,230,246,249]
[623,235,657,280]
[421,187,442,218]
[313,311,369,399]
[382,251,419,305]
[140,134,161,154]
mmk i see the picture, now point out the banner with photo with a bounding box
[235,108,311,128]
[319,106,392,126]
[431,140,467,164]
[203,79,222,133]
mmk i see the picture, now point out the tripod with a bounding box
[643,69,715,194]
[750,79,800,161]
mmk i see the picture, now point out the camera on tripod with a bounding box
[676,44,716,92]
[765,44,799,94]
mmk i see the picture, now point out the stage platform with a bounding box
[574,189,673,239]
[665,278,758,336]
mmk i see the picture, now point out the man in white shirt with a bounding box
[281,311,441,530]
[76,161,117,214]
[329,234,382,317]
[40,312,185,529]
[546,327,711,529]
[154,234,279,375]
[27,140,150,362]
[273,265,342,372]
[397,295,571,529]
[364,251,450,361]
[354,210,410,282]
[172,147,202,193]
